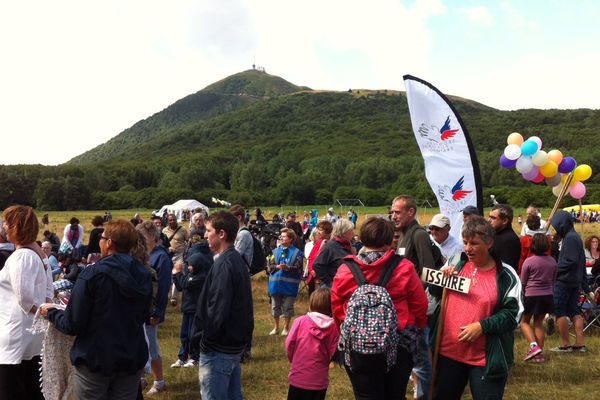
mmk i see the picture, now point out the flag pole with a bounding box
[579,199,584,236]
[429,287,448,400]
[545,173,574,231]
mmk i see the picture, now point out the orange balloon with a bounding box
[507,132,524,146]
[547,149,563,165]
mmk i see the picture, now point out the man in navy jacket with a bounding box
[192,211,254,400]
[550,210,589,352]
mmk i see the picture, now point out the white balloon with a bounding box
[552,184,564,197]
[532,150,549,167]
[504,144,522,160]
[516,156,534,174]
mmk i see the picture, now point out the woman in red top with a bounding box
[433,217,523,400]
[331,217,428,400]
[305,221,333,296]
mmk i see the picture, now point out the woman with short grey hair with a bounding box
[313,219,355,288]
[331,218,354,239]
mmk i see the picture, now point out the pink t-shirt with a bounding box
[440,261,498,366]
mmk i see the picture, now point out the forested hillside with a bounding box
[2,70,599,211]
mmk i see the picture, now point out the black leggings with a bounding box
[0,357,44,400]
[345,347,413,400]
[287,385,327,400]
[433,355,507,400]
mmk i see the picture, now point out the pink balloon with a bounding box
[570,181,586,199]
[532,172,545,183]
[530,136,542,149]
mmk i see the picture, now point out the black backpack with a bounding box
[428,235,445,270]
[404,224,445,272]
[241,228,267,275]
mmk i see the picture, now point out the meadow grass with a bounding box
[26,208,600,399]
[153,274,600,400]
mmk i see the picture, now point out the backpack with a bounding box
[241,227,267,275]
[338,255,402,374]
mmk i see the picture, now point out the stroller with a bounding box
[578,271,600,332]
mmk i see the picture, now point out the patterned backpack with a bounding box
[338,255,402,373]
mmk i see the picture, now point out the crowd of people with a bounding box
[0,199,597,399]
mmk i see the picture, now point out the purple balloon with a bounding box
[500,154,517,169]
[522,166,539,181]
[558,156,577,173]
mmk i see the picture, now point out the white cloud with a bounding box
[438,50,600,111]
[460,6,495,27]
[0,0,447,165]
[2,0,598,165]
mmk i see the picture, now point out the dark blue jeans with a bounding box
[178,312,197,361]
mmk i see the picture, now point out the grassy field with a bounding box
[156,274,600,400]
[16,207,600,399]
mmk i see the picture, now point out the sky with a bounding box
[2,0,600,165]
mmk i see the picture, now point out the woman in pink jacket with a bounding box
[285,288,340,400]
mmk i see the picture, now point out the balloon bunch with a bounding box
[500,132,592,199]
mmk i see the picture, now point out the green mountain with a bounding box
[69,69,308,164]
[2,70,599,211]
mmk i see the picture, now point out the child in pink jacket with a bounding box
[285,288,340,400]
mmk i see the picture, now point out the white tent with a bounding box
[167,199,210,221]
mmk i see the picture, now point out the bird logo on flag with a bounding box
[418,115,459,143]
[439,116,459,141]
[438,176,472,202]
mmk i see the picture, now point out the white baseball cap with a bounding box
[429,214,450,229]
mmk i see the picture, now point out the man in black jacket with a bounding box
[193,211,254,400]
[41,220,152,399]
[488,204,521,271]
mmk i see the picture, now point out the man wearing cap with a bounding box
[461,205,480,223]
[520,205,548,236]
[326,208,338,224]
[429,213,463,262]
[488,204,521,271]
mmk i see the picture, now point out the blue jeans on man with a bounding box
[198,351,243,400]
[413,327,432,400]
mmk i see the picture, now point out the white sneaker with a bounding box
[281,329,289,336]
[183,359,198,368]
[269,328,278,335]
[170,359,185,368]
[146,382,165,396]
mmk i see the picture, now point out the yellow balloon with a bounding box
[547,149,563,165]
[539,160,558,177]
[507,132,524,146]
[573,164,592,182]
